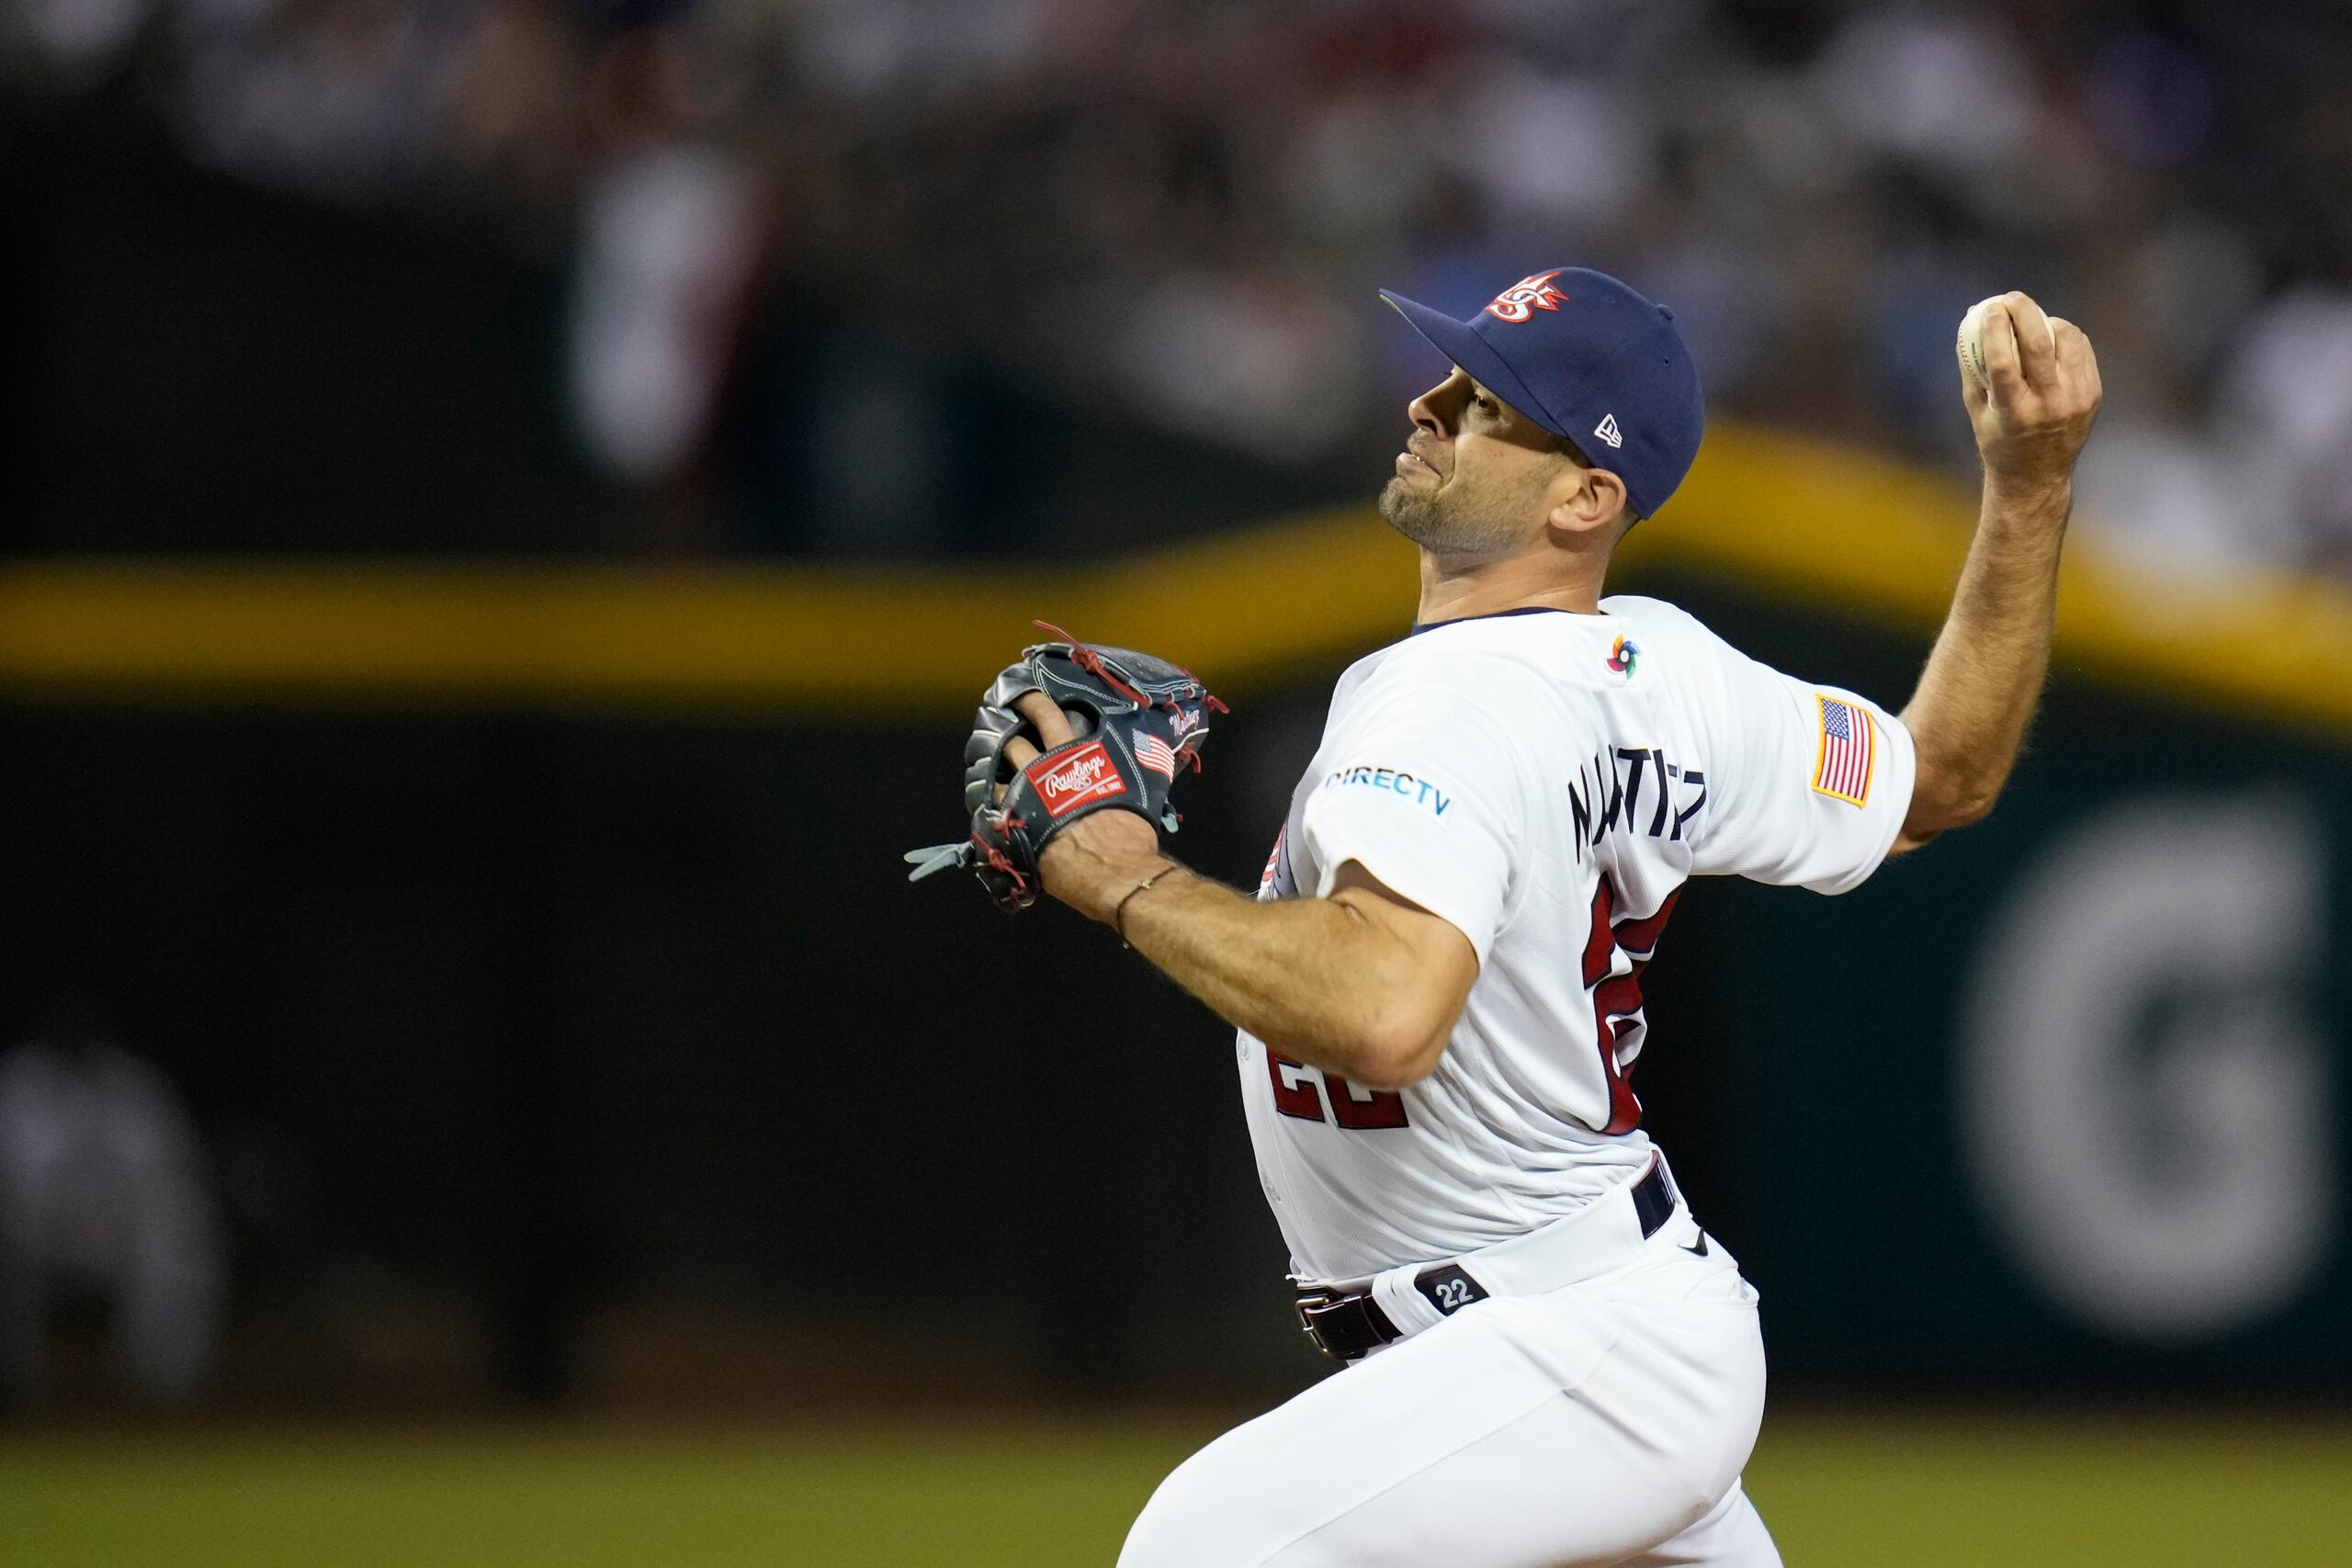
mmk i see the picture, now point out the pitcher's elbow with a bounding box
[1348,1015,1449,1091]
[1347,1050,1435,1094]
[1910,753,2005,835]
[1952,772,2012,825]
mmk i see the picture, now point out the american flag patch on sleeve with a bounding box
[1811,694,1875,807]
[1135,732,1180,779]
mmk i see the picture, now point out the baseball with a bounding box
[1958,296,2055,387]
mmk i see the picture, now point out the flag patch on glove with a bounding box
[1135,732,1180,778]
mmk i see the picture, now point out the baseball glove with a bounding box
[905,624,1225,912]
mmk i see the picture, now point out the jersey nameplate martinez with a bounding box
[1567,744,1709,858]
[1810,694,1877,807]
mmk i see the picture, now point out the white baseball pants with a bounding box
[1118,1221,1780,1567]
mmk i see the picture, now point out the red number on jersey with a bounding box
[1326,1074,1410,1129]
[1581,878,1679,1135]
[1266,1052,1327,1122]
[1265,1053,1409,1129]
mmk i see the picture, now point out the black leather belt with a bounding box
[1292,1158,1679,1363]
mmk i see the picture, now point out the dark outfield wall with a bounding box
[3,568,2344,1403]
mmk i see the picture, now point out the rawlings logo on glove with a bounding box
[904,624,1224,913]
[1033,742,1126,816]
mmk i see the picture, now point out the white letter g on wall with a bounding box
[1962,793,2335,1341]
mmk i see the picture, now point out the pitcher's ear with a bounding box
[1548,465,1628,538]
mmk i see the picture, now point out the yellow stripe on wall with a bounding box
[0,420,2346,729]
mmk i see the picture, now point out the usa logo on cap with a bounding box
[1486,271,1568,323]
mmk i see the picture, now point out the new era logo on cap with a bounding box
[1378,266,1705,518]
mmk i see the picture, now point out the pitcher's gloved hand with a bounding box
[904,624,1225,913]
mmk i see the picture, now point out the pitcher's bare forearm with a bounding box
[1108,865,1465,1089]
[1897,476,2071,842]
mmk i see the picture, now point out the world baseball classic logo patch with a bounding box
[1031,739,1127,818]
[1811,694,1875,807]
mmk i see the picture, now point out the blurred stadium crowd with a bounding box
[6,0,2352,575]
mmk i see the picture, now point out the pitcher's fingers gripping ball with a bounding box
[1955,290,2104,480]
[1956,293,2056,388]
[903,623,1226,912]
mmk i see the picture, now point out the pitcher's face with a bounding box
[1379,369,1596,561]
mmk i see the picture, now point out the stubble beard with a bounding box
[1377,470,1534,561]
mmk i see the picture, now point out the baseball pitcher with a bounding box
[912,268,2100,1565]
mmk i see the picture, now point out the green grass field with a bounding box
[6,1412,2347,1566]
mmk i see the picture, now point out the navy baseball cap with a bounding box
[1379,267,1704,519]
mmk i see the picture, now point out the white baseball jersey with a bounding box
[1240,596,1916,1283]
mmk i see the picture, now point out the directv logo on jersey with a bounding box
[1326,764,1453,817]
